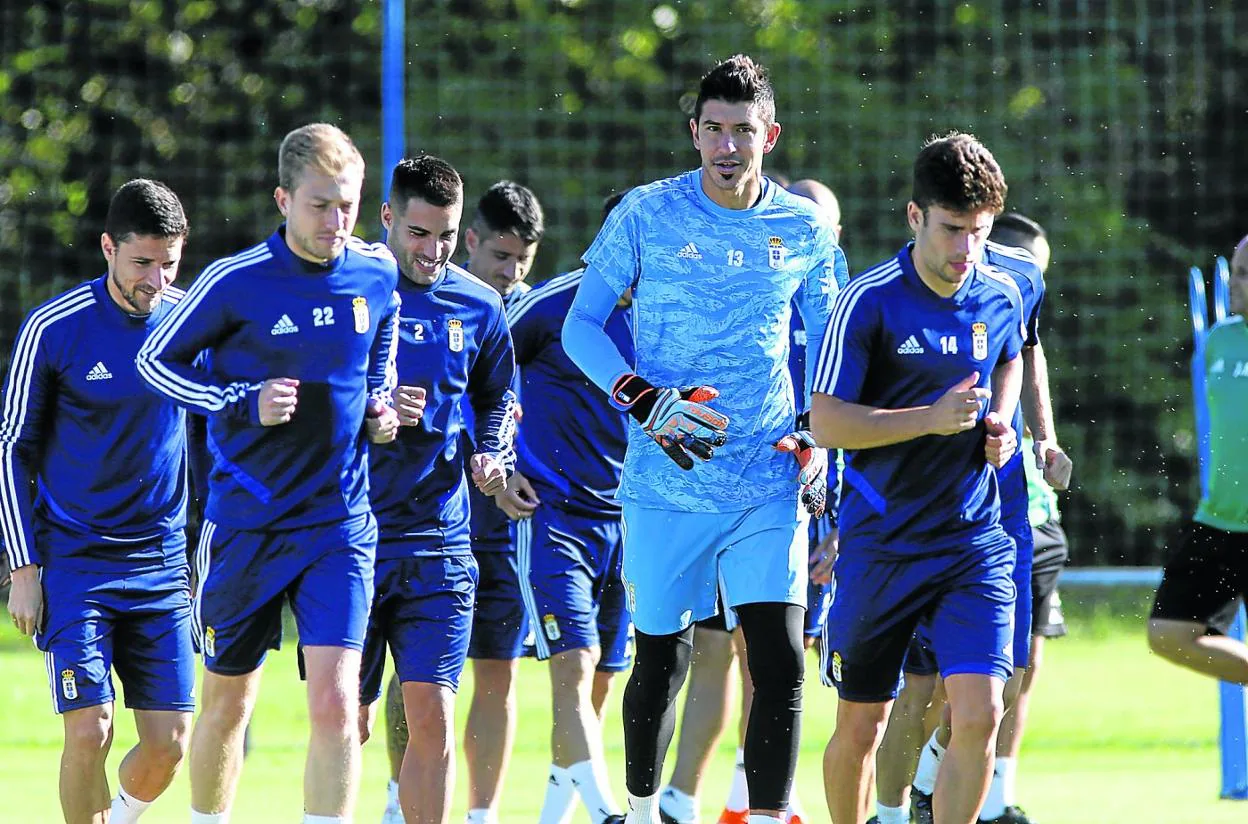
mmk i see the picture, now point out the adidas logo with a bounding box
[676,242,702,260]
[85,361,113,381]
[270,314,299,336]
[896,335,924,355]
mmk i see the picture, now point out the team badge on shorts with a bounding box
[768,236,788,269]
[972,322,989,360]
[204,626,216,658]
[543,613,561,641]
[61,668,78,700]
[447,318,464,353]
[831,651,843,683]
[352,296,370,333]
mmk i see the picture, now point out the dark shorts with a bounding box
[468,549,530,660]
[516,507,632,671]
[824,533,1016,703]
[1030,520,1069,638]
[37,532,194,714]
[359,553,478,703]
[1151,520,1248,628]
[194,513,377,675]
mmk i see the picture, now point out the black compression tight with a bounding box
[737,601,806,812]
[620,602,805,809]
[621,624,695,796]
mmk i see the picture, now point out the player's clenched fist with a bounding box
[393,385,427,427]
[258,377,299,426]
[471,452,508,496]
[7,564,42,637]
[1034,438,1073,490]
[983,412,1017,468]
[928,371,991,436]
[365,397,400,444]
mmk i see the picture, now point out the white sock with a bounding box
[626,792,660,823]
[1000,755,1018,806]
[725,747,749,812]
[539,764,578,824]
[569,757,622,822]
[748,816,783,823]
[109,787,151,823]
[386,778,399,804]
[303,816,345,823]
[876,802,909,824]
[912,730,946,795]
[979,757,1010,820]
[191,810,229,824]
[659,785,697,822]
[466,809,496,824]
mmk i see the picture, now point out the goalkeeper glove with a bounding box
[610,373,729,470]
[774,426,828,517]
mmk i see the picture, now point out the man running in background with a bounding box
[366,155,516,824]
[1148,234,1248,686]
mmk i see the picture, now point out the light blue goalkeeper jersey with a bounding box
[565,170,847,512]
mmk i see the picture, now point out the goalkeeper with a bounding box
[562,54,847,824]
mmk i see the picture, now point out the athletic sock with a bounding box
[747,816,783,823]
[876,802,909,824]
[109,787,151,823]
[912,730,946,795]
[380,778,404,824]
[979,756,1011,820]
[725,746,749,812]
[466,809,497,824]
[386,779,399,806]
[538,764,577,824]
[1000,755,1018,806]
[626,792,661,823]
[191,810,229,824]
[659,785,697,823]
[303,816,345,823]
[570,757,623,822]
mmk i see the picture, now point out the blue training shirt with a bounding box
[369,262,517,558]
[564,170,848,512]
[136,228,400,532]
[1,276,190,571]
[468,283,529,550]
[510,269,632,518]
[812,243,1025,556]
[982,241,1046,530]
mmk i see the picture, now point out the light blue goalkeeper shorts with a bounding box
[620,499,808,636]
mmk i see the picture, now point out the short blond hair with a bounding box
[278,123,365,192]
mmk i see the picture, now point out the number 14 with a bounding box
[940,335,958,355]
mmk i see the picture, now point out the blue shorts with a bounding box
[468,550,530,660]
[1005,507,1035,669]
[902,632,940,677]
[194,513,377,675]
[823,533,1016,703]
[516,506,633,671]
[360,552,478,702]
[37,532,194,715]
[805,516,836,638]
[620,500,808,636]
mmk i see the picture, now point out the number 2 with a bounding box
[313,306,335,327]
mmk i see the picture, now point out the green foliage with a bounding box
[1,0,1243,563]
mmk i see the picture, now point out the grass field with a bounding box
[2,588,1245,823]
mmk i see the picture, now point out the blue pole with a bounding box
[380,0,405,239]
[1221,606,1248,799]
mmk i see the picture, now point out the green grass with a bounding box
[2,591,1245,823]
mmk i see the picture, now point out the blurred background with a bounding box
[1,0,1246,566]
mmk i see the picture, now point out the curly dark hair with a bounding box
[912,132,1007,214]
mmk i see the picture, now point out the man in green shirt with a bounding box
[1149,235,1248,685]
